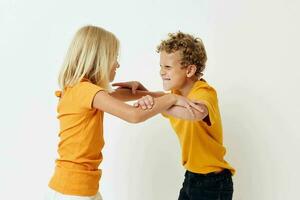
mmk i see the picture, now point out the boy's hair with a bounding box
[58,25,119,90]
[157,31,207,78]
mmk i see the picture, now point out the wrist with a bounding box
[167,94,177,104]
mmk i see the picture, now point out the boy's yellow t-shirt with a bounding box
[49,79,104,196]
[163,80,235,175]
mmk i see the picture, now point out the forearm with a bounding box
[110,88,165,101]
[163,106,194,120]
[109,89,145,101]
[145,91,166,97]
[131,94,175,122]
[93,91,175,123]
[163,104,208,121]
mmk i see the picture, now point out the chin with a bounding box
[163,84,173,91]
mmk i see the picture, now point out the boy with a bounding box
[113,32,235,200]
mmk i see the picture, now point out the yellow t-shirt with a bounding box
[163,80,235,175]
[49,79,104,196]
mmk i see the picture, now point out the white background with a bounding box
[0,0,299,199]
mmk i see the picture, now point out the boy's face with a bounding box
[160,50,188,91]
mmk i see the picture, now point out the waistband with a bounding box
[185,169,232,180]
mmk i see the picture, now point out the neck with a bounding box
[178,77,198,97]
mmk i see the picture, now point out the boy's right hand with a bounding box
[172,94,204,117]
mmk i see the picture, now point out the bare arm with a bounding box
[135,95,208,121]
[109,89,164,101]
[111,81,165,101]
[153,94,208,120]
[163,104,208,121]
[111,81,207,121]
[93,91,176,123]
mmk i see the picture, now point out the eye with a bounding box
[163,66,171,70]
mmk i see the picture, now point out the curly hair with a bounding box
[157,31,207,78]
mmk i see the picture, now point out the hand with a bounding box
[112,81,148,94]
[133,95,154,110]
[172,94,205,117]
[191,100,206,107]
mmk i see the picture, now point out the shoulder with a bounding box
[61,81,104,101]
[189,79,218,99]
[74,81,104,94]
[76,81,102,89]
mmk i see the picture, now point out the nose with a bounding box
[160,67,165,76]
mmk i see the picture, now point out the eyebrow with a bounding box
[160,64,172,67]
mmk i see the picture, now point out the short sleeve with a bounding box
[189,86,218,126]
[161,112,170,118]
[76,82,104,109]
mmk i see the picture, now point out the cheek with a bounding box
[111,67,116,73]
[171,71,185,81]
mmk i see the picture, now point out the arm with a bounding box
[109,88,165,101]
[163,104,208,121]
[111,81,207,121]
[135,95,208,121]
[111,81,165,101]
[92,91,176,123]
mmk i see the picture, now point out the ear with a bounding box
[186,65,197,78]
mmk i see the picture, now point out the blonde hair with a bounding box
[58,25,119,90]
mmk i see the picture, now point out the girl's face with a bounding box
[159,50,188,91]
[109,61,120,82]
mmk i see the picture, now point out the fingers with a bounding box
[185,103,195,118]
[138,98,147,110]
[192,100,205,105]
[112,82,128,87]
[112,81,148,93]
[188,101,204,113]
[134,95,154,110]
[131,83,138,94]
[174,95,204,115]
[143,95,154,108]
[148,95,154,106]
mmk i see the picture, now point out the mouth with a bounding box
[162,77,171,81]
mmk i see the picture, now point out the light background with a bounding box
[0,0,299,199]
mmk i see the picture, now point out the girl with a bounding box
[46,25,203,200]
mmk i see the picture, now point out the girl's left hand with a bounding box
[133,95,154,110]
[112,81,148,94]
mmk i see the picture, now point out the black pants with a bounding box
[178,169,233,200]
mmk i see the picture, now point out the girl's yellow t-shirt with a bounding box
[164,80,235,175]
[49,79,104,196]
